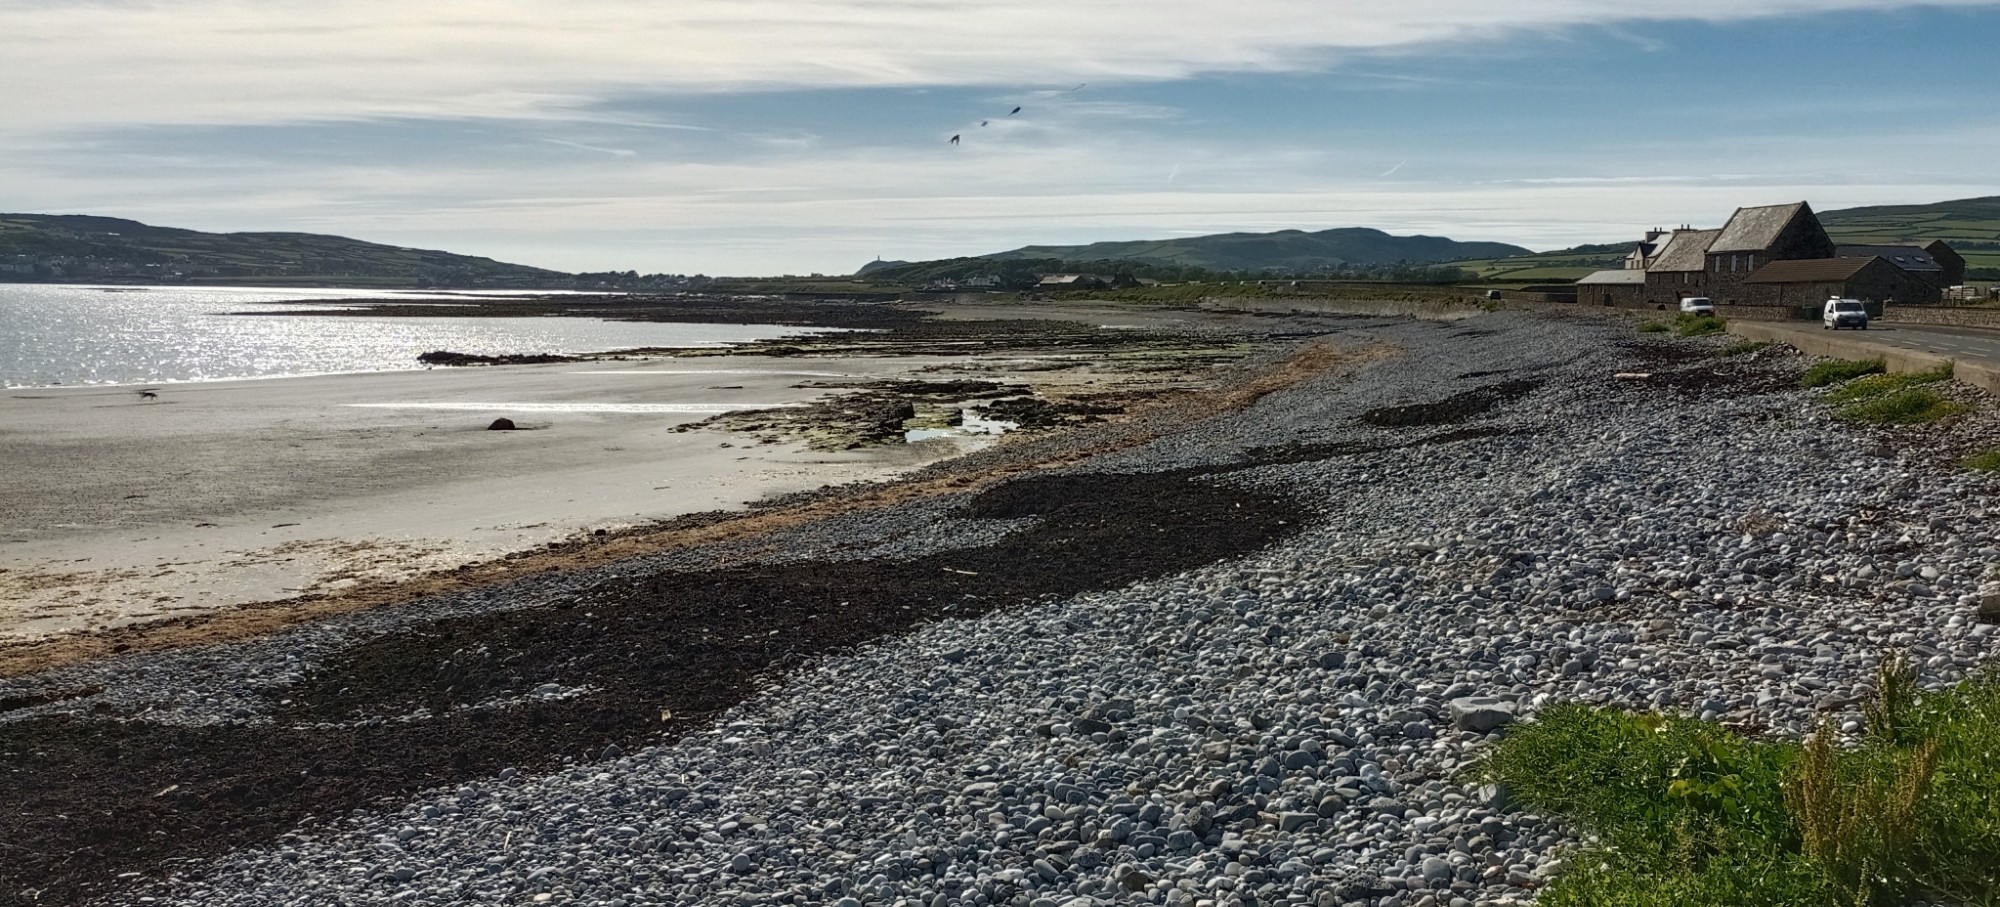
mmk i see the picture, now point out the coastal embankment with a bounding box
[3,308,1999,906]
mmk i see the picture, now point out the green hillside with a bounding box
[1819,196,2000,278]
[0,214,567,286]
[980,227,1532,272]
[1445,243,1628,283]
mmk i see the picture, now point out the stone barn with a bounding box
[1574,269,1645,307]
[1743,256,1942,307]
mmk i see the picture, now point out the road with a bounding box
[1828,322,2000,365]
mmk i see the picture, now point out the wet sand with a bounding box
[0,355,986,640]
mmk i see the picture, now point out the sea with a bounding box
[0,284,825,388]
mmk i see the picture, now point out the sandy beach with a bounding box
[0,299,1266,642]
[0,353,1004,639]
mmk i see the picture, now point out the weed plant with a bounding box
[1824,363,1955,403]
[1800,358,1887,388]
[1835,388,1967,424]
[1674,314,1728,337]
[1637,322,1669,334]
[1475,659,2000,906]
[1963,448,2000,471]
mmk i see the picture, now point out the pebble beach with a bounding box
[4,307,1998,907]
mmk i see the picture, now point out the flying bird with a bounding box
[980,120,989,126]
[949,134,960,145]
[1009,107,1022,116]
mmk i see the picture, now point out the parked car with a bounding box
[1678,296,1715,316]
[1823,298,1869,330]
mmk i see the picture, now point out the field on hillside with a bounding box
[1445,248,1623,283]
[1820,198,2000,279]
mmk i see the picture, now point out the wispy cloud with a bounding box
[4,0,1995,133]
[543,138,638,157]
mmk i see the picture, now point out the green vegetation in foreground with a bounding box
[1475,660,2000,906]
[1801,358,1888,388]
[1837,388,1968,424]
[1824,363,1955,403]
[1817,361,1965,424]
[1963,447,2000,471]
[1637,321,1669,334]
[1719,340,1774,357]
[1675,314,1728,337]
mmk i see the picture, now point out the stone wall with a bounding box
[1877,305,2000,329]
[1711,304,1797,322]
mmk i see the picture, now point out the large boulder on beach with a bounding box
[487,418,518,431]
[1449,696,1517,733]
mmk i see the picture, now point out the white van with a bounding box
[1823,298,1868,330]
[1678,297,1715,316]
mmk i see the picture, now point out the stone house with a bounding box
[1698,202,1838,305]
[1836,244,1945,286]
[1574,269,1645,306]
[1923,240,1968,286]
[1576,201,1953,308]
[1743,257,1940,307]
[1638,229,1722,303]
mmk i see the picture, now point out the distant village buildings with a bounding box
[1575,202,1962,309]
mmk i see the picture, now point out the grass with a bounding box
[1475,660,2000,907]
[1674,314,1728,337]
[1637,321,1670,334]
[1718,340,1773,357]
[1963,448,2000,471]
[1835,388,1968,425]
[1800,358,1887,388]
[1824,363,1955,403]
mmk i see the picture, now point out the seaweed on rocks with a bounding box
[0,469,1306,906]
[415,350,580,366]
[1359,379,1543,428]
[973,396,1126,429]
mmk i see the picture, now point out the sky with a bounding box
[4,1,2000,276]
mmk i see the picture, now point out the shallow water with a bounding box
[905,407,1020,442]
[347,401,803,414]
[0,284,824,387]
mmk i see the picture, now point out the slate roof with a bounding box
[1837,245,1941,271]
[1576,269,1646,285]
[1744,257,1878,283]
[1645,229,1721,272]
[1710,202,1807,253]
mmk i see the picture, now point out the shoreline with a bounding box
[0,300,1292,652]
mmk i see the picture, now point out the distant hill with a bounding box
[979,227,1532,272]
[0,214,568,286]
[1819,196,2000,240]
[854,259,911,276]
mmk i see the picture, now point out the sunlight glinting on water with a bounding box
[0,285,822,387]
[347,402,803,413]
